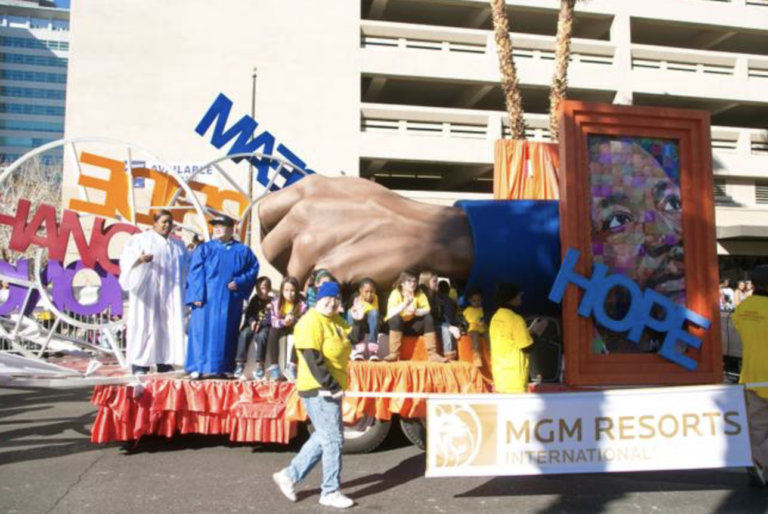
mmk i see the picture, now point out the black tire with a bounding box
[342,416,391,454]
[399,417,427,450]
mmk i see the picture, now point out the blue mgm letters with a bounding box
[195,93,315,191]
[548,248,711,371]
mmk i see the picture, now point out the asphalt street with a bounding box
[1,386,767,514]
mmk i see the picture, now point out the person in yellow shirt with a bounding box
[272,281,355,509]
[383,271,447,362]
[733,265,768,487]
[265,277,308,382]
[347,278,381,361]
[462,292,487,367]
[489,283,548,393]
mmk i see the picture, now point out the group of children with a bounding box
[233,268,496,383]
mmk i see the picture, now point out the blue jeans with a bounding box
[439,323,455,354]
[347,309,379,344]
[285,395,344,495]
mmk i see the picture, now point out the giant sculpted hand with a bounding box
[258,175,473,287]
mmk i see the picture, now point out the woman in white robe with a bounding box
[118,210,188,374]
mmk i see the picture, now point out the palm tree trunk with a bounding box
[549,0,577,142]
[490,0,526,140]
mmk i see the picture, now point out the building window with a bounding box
[0,69,67,84]
[52,20,69,32]
[0,153,62,166]
[8,16,28,28]
[0,119,64,133]
[0,154,23,164]
[0,86,66,100]
[0,53,68,68]
[713,178,735,206]
[30,18,51,30]
[0,103,65,116]
[0,36,69,51]
[0,136,55,148]
[756,182,768,205]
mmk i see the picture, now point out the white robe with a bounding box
[118,230,188,367]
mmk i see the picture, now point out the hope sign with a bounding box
[548,248,711,371]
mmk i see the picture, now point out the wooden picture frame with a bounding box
[558,101,722,386]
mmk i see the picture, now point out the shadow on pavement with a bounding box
[295,452,426,502]
[121,432,307,455]
[458,469,751,498]
[457,468,768,514]
[0,387,103,467]
[711,487,768,514]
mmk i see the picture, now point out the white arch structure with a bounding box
[0,140,309,386]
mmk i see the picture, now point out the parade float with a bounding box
[0,0,754,471]
[0,96,738,461]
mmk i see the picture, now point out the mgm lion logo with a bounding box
[433,403,483,468]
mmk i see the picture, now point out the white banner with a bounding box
[127,160,216,187]
[426,385,753,477]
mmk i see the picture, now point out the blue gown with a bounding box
[185,239,259,374]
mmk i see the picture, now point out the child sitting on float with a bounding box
[265,276,307,382]
[383,271,447,363]
[419,271,459,361]
[234,276,273,380]
[347,278,381,361]
[462,291,488,368]
[436,280,461,361]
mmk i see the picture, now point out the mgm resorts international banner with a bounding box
[426,385,752,477]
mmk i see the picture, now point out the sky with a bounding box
[55,0,70,8]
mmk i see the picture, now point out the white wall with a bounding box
[65,0,361,177]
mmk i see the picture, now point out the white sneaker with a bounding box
[319,491,354,509]
[272,470,297,502]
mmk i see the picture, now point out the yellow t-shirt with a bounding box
[489,308,533,393]
[733,295,768,399]
[386,289,430,321]
[360,294,379,315]
[463,306,487,333]
[281,301,295,317]
[294,309,352,392]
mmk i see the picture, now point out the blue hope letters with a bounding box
[548,248,711,371]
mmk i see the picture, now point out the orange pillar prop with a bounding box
[493,140,560,200]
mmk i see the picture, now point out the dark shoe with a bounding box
[131,365,150,375]
[156,364,174,373]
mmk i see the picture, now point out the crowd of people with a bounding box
[231,267,550,394]
[720,278,755,311]
[118,209,550,509]
[107,209,768,501]
[119,210,547,394]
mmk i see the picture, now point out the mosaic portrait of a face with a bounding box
[588,136,684,354]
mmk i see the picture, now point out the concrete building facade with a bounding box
[62,0,768,276]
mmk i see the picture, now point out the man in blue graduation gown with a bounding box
[185,215,259,378]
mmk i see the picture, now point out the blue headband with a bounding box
[316,281,341,301]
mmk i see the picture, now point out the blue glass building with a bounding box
[0,0,68,165]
